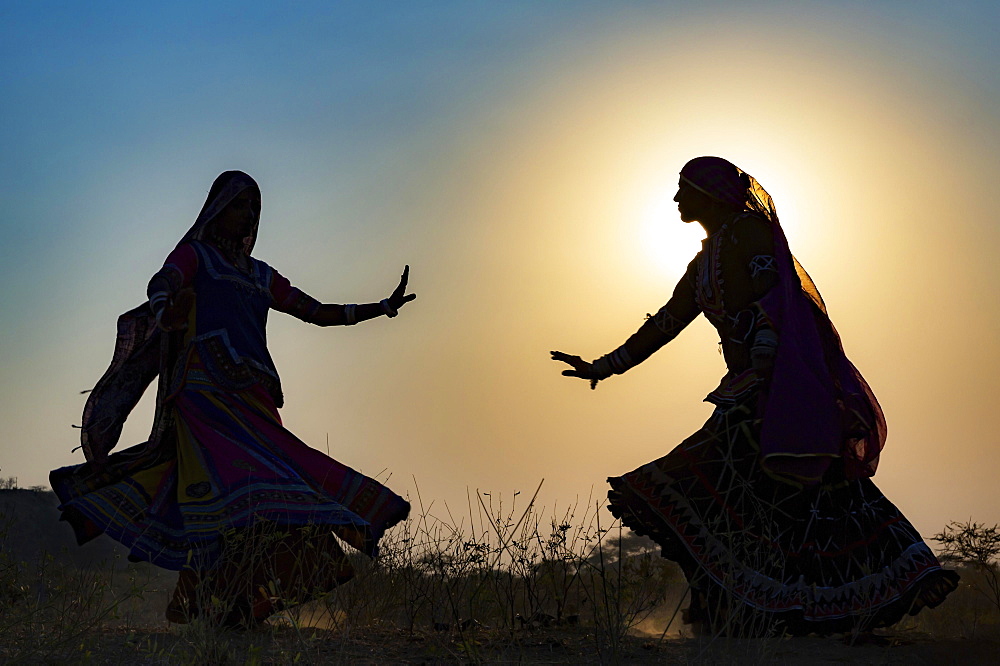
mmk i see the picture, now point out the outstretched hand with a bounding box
[388,265,417,311]
[550,350,602,390]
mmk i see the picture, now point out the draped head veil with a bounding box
[179,170,261,255]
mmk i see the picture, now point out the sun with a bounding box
[636,185,706,279]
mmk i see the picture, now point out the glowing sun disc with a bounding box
[637,187,705,278]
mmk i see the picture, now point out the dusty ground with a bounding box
[15,621,997,665]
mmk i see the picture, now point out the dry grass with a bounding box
[1,485,997,664]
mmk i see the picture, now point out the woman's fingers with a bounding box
[386,266,416,310]
[553,351,600,381]
[550,351,583,366]
[389,266,411,304]
[394,265,409,294]
[552,350,601,388]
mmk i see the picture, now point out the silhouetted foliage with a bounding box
[933,520,1000,613]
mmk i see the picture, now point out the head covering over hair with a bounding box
[680,156,777,222]
[680,156,747,209]
[179,170,261,255]
[76,171,261,465]
[681,157,886,484]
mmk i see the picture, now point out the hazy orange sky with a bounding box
[2,2,998,539]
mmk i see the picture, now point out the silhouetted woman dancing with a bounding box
[51,171,413,627]
[553,157,957,635]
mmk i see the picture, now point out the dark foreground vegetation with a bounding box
[1,482,998,664]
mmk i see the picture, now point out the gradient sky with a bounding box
[2,1,998,539]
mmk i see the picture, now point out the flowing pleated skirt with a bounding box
[51,357,409,624]
[607,398,958,636]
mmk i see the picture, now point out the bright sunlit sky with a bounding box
[2,1,999,538]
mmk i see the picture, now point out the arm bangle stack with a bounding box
[380,298,398,318]
[149,291,168,314]
[592,347,634,378]
[590,356,614,380]
[751,328,779,358]
[149,291,169,324]
[344,304,358,325]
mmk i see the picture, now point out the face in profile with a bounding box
[673,180,715,223]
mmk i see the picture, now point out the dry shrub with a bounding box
[933,521,1000,615]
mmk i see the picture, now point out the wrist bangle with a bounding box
[593,347,634,378]
[751,329,778,357]
[380,298,398,318]
[590,356,614,379]
[149,291,168,315]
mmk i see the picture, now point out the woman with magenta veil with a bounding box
[50,171,414,627]
[553,157,958,635]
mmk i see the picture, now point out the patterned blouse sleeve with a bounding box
[734,215,779,301]
[650,256,702,340]
[147,243,198,315]
[599,257,702,376]
[269,268,322,323]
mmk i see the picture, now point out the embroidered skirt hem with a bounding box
[606,400,957,636]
